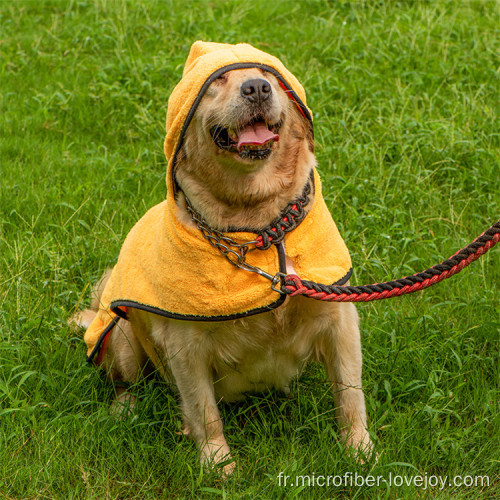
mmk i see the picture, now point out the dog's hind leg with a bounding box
[70,272,150,415]
[100,316,150,415]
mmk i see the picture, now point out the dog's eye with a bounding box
[215,74,228,83]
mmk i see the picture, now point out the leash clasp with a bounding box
[236,263,286,294]
[186,198,287,294]
[271,272,286,293]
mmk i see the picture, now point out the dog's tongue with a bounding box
[237,122,279,150]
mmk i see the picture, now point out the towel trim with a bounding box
[86,315,120,364]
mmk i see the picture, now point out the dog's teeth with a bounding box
[240,140,275,152]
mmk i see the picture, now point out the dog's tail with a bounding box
[68,270,112,329]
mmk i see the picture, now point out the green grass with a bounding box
[1,0,499,498]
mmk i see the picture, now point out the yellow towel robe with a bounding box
[84,42,352,362]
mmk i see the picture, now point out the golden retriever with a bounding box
[74,67,372,475]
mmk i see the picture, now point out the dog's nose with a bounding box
[240,78,272,104]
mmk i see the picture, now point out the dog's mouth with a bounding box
[210,116,281,160]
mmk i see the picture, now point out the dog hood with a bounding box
[164,41,312,198]
[84,41,352,362]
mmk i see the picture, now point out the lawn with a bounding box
[0,0,498,498]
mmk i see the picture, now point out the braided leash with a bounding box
[283,220,500,302]
[186,174,498,303]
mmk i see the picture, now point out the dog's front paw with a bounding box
[200,440,235,477]
[342,427,375,464]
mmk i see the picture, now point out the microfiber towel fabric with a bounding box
[84,41,352,361]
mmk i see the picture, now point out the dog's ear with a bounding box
[289,104,314,153]
[303,116,314,153]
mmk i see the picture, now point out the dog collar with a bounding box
[185,169,314,248]
[183,171,314,292]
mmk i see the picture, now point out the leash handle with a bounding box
[283,220,500,302]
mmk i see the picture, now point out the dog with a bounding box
[72,43,373,476]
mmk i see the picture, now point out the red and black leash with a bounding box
[282,220,500,302]
[186,173,499,304]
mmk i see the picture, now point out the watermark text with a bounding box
[276,472,490,490]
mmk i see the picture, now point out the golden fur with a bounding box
[73,68,372,475]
